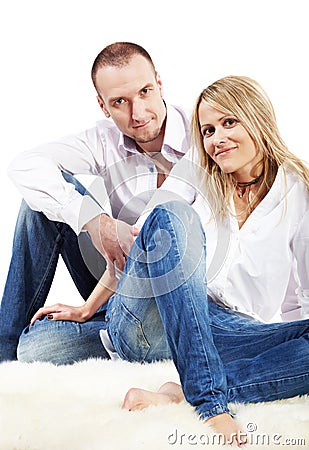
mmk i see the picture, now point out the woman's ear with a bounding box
[96,96,110,118]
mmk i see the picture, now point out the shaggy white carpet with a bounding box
[0,359,308,450]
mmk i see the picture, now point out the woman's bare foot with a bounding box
[122,381,184,411]
[206,413,247,448]
[122,383,246,447]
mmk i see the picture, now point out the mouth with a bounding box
[215,147,236,157]
[132,120,151,129]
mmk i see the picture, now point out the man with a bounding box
[0,42,190,363]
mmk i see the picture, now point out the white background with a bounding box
[1,0,308,305]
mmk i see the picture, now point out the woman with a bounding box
[30,76,309,447]
[112,76,309,446]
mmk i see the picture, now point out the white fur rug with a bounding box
[0,359,308,450]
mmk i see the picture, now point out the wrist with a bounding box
[80,303,95,321]
[83,212,111,234]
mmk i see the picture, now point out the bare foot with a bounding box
[206,413,247,448]
[122,383,247,447]
[122,381,184,411]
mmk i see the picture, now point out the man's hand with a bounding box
[84,214,139,276]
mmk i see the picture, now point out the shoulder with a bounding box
[283,166,308,197]
[168,104,191,125]
[95,118,121,138]
[279,166,309,218]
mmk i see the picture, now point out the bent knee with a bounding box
[153,200,201,228]
[17,318,109,365]
[17,322,69,364]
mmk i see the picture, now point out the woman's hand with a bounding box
[30,269,118,326]
[30,303,90,326]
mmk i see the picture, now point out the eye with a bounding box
[223,117,239,127]
[114,98,125,106]
[141,87,151,95]
[201,126,215,137]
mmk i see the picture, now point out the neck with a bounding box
[233,172,263,200]
[233,172,263,187]
[136,120,166,154]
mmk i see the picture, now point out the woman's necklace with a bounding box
[234,173,263,199]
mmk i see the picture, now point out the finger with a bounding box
[30,310,45,325]
[132,226,140,236]
[30,307,52,325]
[45,311,68,322]
[115,254,126,272]
[121,236,135,256]
[30,304,64,325]
[106,259,116,277]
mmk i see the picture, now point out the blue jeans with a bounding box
[0,173,108,362]
[105,201,309,420]
[5,199,309,417]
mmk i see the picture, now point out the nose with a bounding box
[131,99,145,122]
[213,127,227,146]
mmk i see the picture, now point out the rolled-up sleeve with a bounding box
[8,128,106,234]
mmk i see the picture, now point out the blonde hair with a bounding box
[191,75,309,219]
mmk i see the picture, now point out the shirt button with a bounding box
[149,167,154,173]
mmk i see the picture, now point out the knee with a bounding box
[17,320,76,365]
[155,200,194,217]
[62,172,86,195]
[18,200,36,222]
[17,318,109,365]
[17,322,63,364]
[149,200,203,237]
[16,200,46,233]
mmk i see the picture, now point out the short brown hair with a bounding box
[91,42,155,90]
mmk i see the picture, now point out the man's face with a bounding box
[95,55,166,149]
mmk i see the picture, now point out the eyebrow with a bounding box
[200,115,231,128]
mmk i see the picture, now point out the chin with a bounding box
[136,130,161,144]
[218,165,234,175]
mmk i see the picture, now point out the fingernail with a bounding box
[47,314,53,320]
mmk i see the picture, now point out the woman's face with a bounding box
[198,100,262,181]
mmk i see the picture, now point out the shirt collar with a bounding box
[162,104,190,156]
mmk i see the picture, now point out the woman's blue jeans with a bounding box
[105,201,309,420]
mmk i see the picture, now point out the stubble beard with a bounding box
[133,126,163,144]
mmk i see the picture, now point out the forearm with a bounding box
[30,269,118,325]
[81,270,118,320]
[8,133,106,233]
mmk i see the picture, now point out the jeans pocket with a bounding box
[108,303,150,362]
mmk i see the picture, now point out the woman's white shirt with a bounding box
[196,166,309,323]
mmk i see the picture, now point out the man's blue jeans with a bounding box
[0,173,109,362]
[105,201,309,420]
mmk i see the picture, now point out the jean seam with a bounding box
[108,303,151,363]
[228,372,309,392]
[153,207,227,411]
[198,405,230,421]
[210,322,308,334]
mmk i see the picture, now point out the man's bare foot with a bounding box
[122,381,184,411]
[206,413,247,448]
